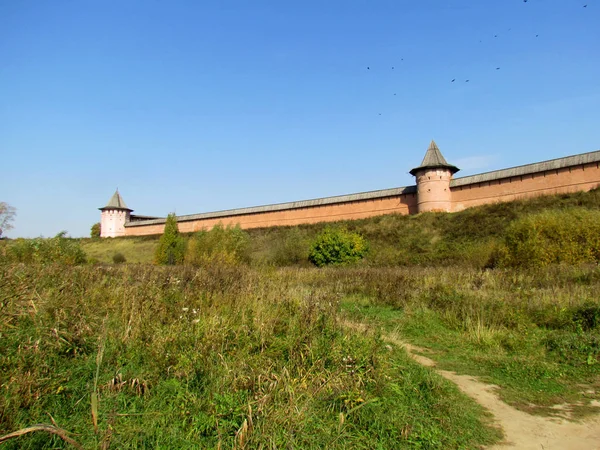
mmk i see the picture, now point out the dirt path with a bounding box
[384,333,600,450]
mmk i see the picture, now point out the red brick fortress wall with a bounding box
[124,191,418,236]
[120,150,600,237]
[451,161,600,212]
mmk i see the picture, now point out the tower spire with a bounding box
[410,140,459,176]
[99,189,132,212]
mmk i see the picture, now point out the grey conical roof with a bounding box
[409,140,459,176]
[99,190,133,211]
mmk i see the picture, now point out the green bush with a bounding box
[5,232,87,265]
[154,214,186,265]
[308,227,367,267]
[186,223,250,266]
[494,208,600,267]
[112,252,126,264]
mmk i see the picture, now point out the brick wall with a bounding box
[120,153,600,237]
[451,162,600,211]
[124,193,418,236]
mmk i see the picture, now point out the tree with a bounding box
[154,213,185,265]
[91,222,101,238]
[0,202,16,238]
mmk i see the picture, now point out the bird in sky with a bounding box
[357,0,587,117]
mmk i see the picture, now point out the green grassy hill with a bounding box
[2,189,600,448]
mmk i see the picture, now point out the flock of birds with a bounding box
[365,1,592,115]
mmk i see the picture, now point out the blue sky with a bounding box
[1,0,598,238]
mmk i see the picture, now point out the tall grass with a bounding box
[333,265,600,412]
[0,262,499,449]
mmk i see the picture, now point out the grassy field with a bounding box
[2,190,600,448]
[0,263,501,449]
[81,237,158,264]
[334,266,600,418]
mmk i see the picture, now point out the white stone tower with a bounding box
[99,190,132,238]
[410,140,460,213]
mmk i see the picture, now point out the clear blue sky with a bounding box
[1,0,598,238]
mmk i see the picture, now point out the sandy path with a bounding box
[386,334,600,450]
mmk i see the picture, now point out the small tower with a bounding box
[99,190,132,238]
[410,140,459,213]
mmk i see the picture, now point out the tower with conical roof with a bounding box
[99,190,133,237]
[410,140,459,213]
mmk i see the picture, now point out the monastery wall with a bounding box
[101,148,600,238]
[451,156,600,212]
[124,189,418,236]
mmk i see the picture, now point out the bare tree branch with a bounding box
[0,423,83,449]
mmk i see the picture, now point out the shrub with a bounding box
[494,208,600,267]
[308,227,367,267]
[112,252,127,264]
[5,232,87,265]
[90,222,101,238]
[186,224,249,266]
[154,214,186,265]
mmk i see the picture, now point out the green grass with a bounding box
[81,237,158,264]
[336,266,600,418]
[3,189,600,447]
[0,263,501,449]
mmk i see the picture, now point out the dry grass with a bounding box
[0,262,499,449]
